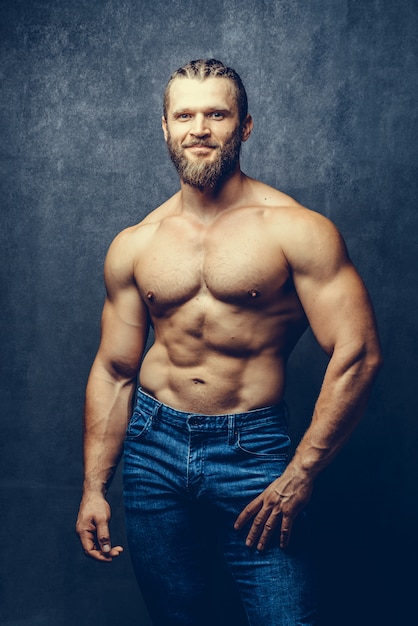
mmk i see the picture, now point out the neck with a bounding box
[179,167,247,222]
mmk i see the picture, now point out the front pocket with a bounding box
[236,420,290,459]
[126,407,154,440]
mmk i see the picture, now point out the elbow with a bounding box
[370,348,383,377]
[109,361,139,386]
[336,339,383,383]
[361,342,383,382]
[93,354,139,387]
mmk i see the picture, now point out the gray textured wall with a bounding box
[1,1,417,624]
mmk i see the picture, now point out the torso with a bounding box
[132,178,309,414]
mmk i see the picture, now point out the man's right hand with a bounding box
[76,494,123,562]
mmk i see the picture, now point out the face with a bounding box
[162,77,252,189]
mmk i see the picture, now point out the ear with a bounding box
[241,114,253,142]
[162,116,168,142]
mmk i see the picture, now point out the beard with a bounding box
[166,124,243,190]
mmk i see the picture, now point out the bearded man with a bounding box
[76,59,382,626]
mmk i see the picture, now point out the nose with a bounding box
[190,114,210,138]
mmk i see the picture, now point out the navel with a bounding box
[146,291,154,301]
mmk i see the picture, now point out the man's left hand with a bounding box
[234,467,314,550]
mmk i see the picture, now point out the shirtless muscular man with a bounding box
[76,59,382,626]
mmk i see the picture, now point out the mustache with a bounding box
[182,140,219,149]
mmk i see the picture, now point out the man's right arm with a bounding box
[76,229,149,562]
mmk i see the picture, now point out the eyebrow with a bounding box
[172,106,234,117]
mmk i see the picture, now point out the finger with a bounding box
[256,510,282,551]
[88,547,122,562]
[95,521,124,559]
[96,520,112,554]
[234,497,263,530]
[244,508,272,547]
[78,528,113,562]
[279,515,294,549]
[101,545,124,559]
[77,521,123,562]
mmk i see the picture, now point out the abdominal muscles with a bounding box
[139,293,305,414]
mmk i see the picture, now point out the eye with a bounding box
[209,112,224,120]
[176,113,192,121]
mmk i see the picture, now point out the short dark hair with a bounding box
[163,59,248,123]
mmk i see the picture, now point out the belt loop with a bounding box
[228,415,235,445]
[151,400,161,422]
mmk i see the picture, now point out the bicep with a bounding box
[96,291,149,380]
[295,264,378,357]
[286,216,379,357]
[93,236,150,381]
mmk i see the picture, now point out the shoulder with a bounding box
[276,206,349,277]
[250,179,349,276]
[104,194,180,288]
[106,194,180,263]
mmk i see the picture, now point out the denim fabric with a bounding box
[123,388,317,626]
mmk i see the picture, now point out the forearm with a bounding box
[290,347,382,480]
[232,349,382,551]
[82,364,137,496]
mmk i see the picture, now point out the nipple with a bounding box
[248,289,260,298]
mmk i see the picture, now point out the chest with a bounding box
[135,214,290,309]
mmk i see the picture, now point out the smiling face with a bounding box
[162,77,253,189]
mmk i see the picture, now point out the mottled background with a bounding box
[1,1,417,624]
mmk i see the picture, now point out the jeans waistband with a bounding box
[136,387,287,431]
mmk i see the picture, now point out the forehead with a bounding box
[167,77,237,114]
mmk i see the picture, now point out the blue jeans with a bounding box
[123,388,317,626]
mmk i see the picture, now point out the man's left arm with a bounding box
[234,211,383,550]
